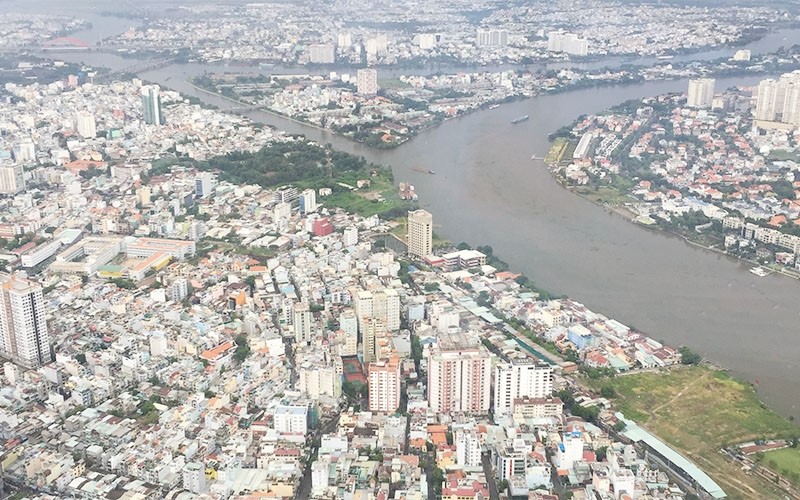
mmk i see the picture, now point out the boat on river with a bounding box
[511,115,529,124]
[750,266,768,277]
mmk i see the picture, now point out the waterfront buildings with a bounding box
[308,43,335,64]
[754,71,800,129]
[687,78,716,108]
[407,209,433,259]
[476,29,508,47]
[0,273,52,368]
[356,68,379,96]
[547,31,589,56]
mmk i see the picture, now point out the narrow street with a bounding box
[482,452,500,500]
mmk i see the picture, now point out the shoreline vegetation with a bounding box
[543,98,800,283]
[187,43,800,150]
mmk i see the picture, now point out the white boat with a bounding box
[749,266,768,277]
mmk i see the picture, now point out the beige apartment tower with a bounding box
[407,209,433,259]
[754,71,800,129]
[687,78,715,109]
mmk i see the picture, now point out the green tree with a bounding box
[679,346,702,365]
[233,334,251,362]
[600,386,617,398]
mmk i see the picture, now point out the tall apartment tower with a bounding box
[754,71,800,128]
[141,85,164,125]
[407,209,433,259]
[427,333,491,414]
[338,309,358,357]
[0,165,25,195]
[356,68,379,96]
[293,302,314,344]
[0,273,53,368]
[686,78,716,109]
[299,189,317,214]
[361,317,386,364]
[493,358,554,416]
[368,357,401,413]
[75,111,96,139]
[194,172,216,199]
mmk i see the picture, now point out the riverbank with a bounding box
[586,366,800,499]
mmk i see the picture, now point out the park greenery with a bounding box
[150,139,417,218]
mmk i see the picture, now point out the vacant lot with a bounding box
[591,366,799,499]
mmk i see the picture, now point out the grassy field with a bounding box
[545,137,569,164]
[298,170,415,218]
[591,366,799,499]
[768,149,800,162]
[574,186,631,205]
[762,448,800,480]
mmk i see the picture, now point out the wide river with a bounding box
[23,1,800,420]
[145,70,800,421]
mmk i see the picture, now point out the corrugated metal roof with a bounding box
[616,412,726,499]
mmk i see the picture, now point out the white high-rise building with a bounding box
[355,290,374,332]
[0,273,52,368]
[418,33,438,50]
[13,141,35,163]
[493,358,554,416]
[547,31,589,56]
[338,309,358,356]
[169,278,189,302]
[476,29,508,47]
[361,317,386,363]
[183,462,206,494]
[75,111,96,139]
[141,85,164,125]
[372,288,400,331]
[555,429,584,468]
[309,44,336,64]
[356,68,379,96]
[427,333,491,414]
[337,33,352,48]
[298,364,341,399]
[293,302,313,344]
[300,189,317,214]
[368,357,401,412]
[356,289,400,333]
[407,209,433,259]
[273,404,309,434]
[754,71,800,129]
[455,430,482,467]
[194,172,216,199]
[0,165,25,194]
[687,78,716,109]
[343,226,358,247]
